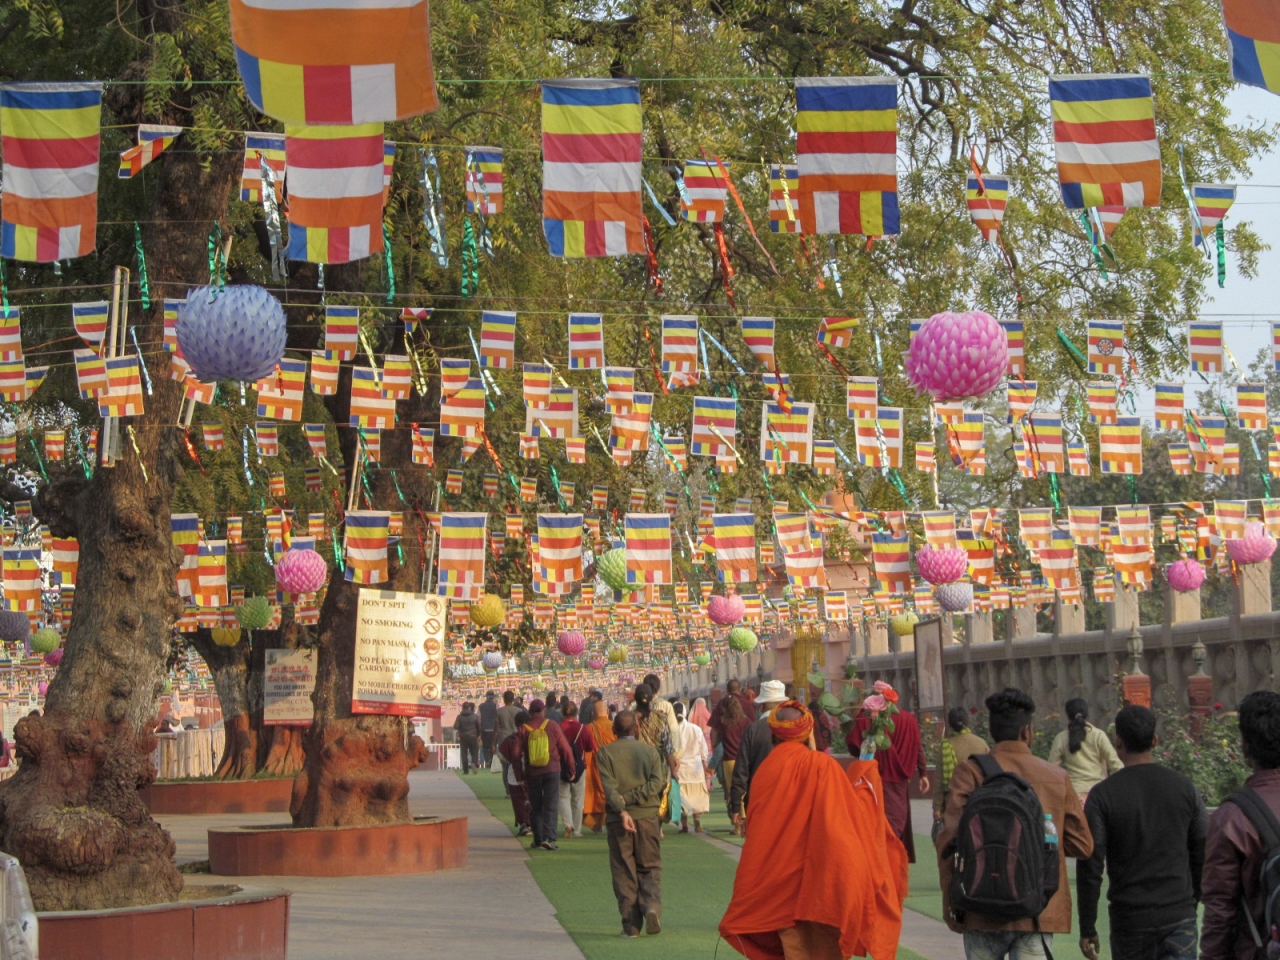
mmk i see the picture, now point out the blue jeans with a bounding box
[963,931,1053,960]
[1109,916,1198,960]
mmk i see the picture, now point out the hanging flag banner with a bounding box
[1087,382,1118,424]
[1221,0,1280,95]
[661,315,699,388]
[768,163,800,233]
[712,513,757,583]
[604,367,636,415]
[846,376,878,420]
[760,401,814,466]
[1099,416,1143,474]
[1188,320,1224,373]
[680,159,728,221]
[1238,382,1268,429]
[0,82,103,262]
[465,147,504,214]
[285,123,386,264]
[241,132,286,202]
[740,316,775,370]
[351,590,446,718]
[479,310,517,369]
[541,79,643,257]
[255,358,307,421]
[1192,183,1236,245]
[310,350,339,395]
[72,303,108,352]
[1155,383,1185,429]
[691,396,737,457]
[966,174,1008,241]
[625,514,673,585]
[344,510,391,584]
[1087,319,1125,375]
[118,123,182,178]
[567,313,605,369]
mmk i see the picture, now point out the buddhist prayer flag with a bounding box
[565,436,586,464]
[610,392,653,451]
[50,537,78,585]
[999,320,1025,376]
[73,348,108,399]
[625,514,672,585]
[1116,505,1152,545]
[711,514,756,579]
[1087,320,1125,375]
[604,367,635,415]
[691,396,736,457]
[526,386,578,438]
[1008,381,1037,423]
[324,306,360,360]
[740,316,775,370]
[1019,508,1054,549]
[1189,414,1226,473]
[381,355,412,399]
[966,175,1008,241]
[1039,532,1079,590]
[0,359,26,403]
[951,412,986,474]
[680,159,728,221]
[255,358,307,421]
[411,425,434,466]
[1027,414,1065,474]
[309,350,339,395]
[193,540,228,608]
[99,357,144,416]
[438,358,470,401]
[118,123,182,178]
[1214,499,1249,540]
[537,514,583,588]
[1224,442,1242,475]
[1189,320,1224,373]
[1087,382,1118,424]
[1100,417,1143,474]
[815,316,857,350]
[1113,542,1153,586]
[0,82,103,262]
[1048,74,1160,209]
[285,124,386,264]
[760,401,814,466]
[439,378,485,437]
[1168,442,1192,475]
[869,532,910,592]
[302,423,327,457]
[240,132,285,201]
[922,510,957,549]
[203,423,225,451]
[1192,184,1237,245]
[256,422,279,457]
[795,77,899,236]
[1068,440,1091,476]
[1155,383,1185,429]
[567,313,605,369]
[854,407,903,468]
[344,511,390,585]
[0,311,22,364]
[163,298,183,353]
[1068,506,1102,546]
[465,147,503,214]
[523,362,552,409]
[479,310,517,369]
[1222,0,1280,94]
[768,163,800,233]
[541,79,643,258]
[72,301,108,351]
[229,0,436,123]
[914,441,935,474]
[1238,382,1268,429]
[44,429,64,461]
[661,315,699,388]
[776,513,825,588]
[349,366,396,428]
[844,376,879,421]
[661,435,687,471]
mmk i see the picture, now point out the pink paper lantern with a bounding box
[43,648,64,667]
[1166,558,1206,593]
[37,681,48,697]
[557,630,587,656]
[706,594,746,625]
[588,657,607,670]
[1226,521,1277,565]
[275,548,328,595]
[916,545,969,585]
[904,310,1008,401]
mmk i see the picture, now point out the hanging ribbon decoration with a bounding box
[1079,211,1109,278]
[133,222,151,311]
[700,330,746,376]
[1249,433,1272,497]
[1215,222,1227,288]
[1055,328,1089,372]
[642,325,669,395]
[1127,474,1139,506]
[27,439,48,483]
[642,217,663,296]
[704,150,779,277]
[182,428,206,476]
[815,341,849,377]
[0,259,8,315]
[712,224,736,307]
[643,178,677,227]
[126,426,148,483]
[822,240,844,298]
[241,426,256,489]
[128,327,153,395]
[258,154,287,281]
[72,431,93,478]
[206,221,227,292]
[460,218,480,299]
[1047,472,1062,515]
[382,222,396,304]
[464,149,496,258]
[420,149,449,267]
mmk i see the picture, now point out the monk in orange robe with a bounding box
[719,702,907,960]
[581,700,616,832]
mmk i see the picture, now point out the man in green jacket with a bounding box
[597,710,668,938]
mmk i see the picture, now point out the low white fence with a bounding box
[153,725,225,780]
[0,854,36,960]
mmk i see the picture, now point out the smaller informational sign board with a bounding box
[263,648,318,726]
[352,589,447,718]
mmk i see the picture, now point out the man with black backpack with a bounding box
[935,688,1092,959]
[1202,689,1280,960]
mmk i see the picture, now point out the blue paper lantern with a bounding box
[177,285,287,384]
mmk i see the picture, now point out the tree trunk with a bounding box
[260,622,306,777]
[189,630,257,780]
[0,144,239,908]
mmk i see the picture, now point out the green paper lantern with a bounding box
[727,626,758,652]
[30,627,60,655]
[236,596,273,630]
[596,548,629,593]
[607,643,628,664]
[693,652,712,667]
[890,612,919,637]
[211,626,242,646]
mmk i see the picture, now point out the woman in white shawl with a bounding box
[673,701,710,832]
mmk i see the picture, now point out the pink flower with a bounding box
[873,680,892,694]
[863,694,888,716]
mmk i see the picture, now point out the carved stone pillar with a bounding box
[966,612,994,644]
[1235,560,1273,617]
[1165,584,1202,625]
[1053,598,1084,637]
[1006,606,1037,641]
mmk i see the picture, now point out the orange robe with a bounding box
[581,715,616,830]
[718,743,907,960]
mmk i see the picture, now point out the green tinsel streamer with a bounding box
[461,218,480,299]
[1047,472,1062,515]
[1216,222,1227,289]
[0,259,8,315]
[1249,433,1271,497]
[27,438,47,483]
[1055,328,1089,372]
[1080,211,1108,277]
[383,222,396,304]
[133,222,151,310]
[1127,474,1139,506]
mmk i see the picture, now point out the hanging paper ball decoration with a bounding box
[607,643,628,664]
[37,682,48,697]
[469,594,506,628]
[596,548,630,592]
[588,657,607,670]
[1226,521,1277,565]
[44,648,63,667]
[916,545,969,586]
[1166,558,1206,593]
[557,630,587,656]
[889,612,919,637]
[236,596,273,630]
[693,652,712,667]
[706,594,746,625]
[0,612,30,644]
[30,628,60,655]
[211,626,241,646]
[727,626,758,652]
[934,581,974,612]
[482,650,504,671]
[904,310,1008,402]
[275,548,328,595]
[176,285,287,384]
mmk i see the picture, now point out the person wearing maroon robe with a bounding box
[846,709,929,862]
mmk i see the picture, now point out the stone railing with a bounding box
[0,854,36,960]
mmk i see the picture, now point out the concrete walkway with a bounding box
[159,770,585,960]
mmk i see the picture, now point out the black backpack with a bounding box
[950,755,1059,924]
[1223,788,1280,958]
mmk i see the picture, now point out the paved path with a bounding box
[159,770,585,960]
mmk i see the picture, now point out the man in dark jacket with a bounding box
[494,690,521,795]
[518,698,575,850]
[478,691,499,769]
[1202,689,1280,960]
[452,702,482,774]
[729,680,788,822]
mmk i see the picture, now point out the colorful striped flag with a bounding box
[1224,442,1242,475]
[537,514,583,587]
[815,439,838,475]
[480,310,517,369]
[285,124,386,263]
[72,301,108,351]
[740,316,775,370]
[171,513,201,597]
[921,510,957,549]
[99,356,144,416]
[854,407,903,468]
[303,423,327,457]
[526,386,578,438]
[0,311,21,364]
[230,0,437,124]
[816,316,857,348]
[73,347,108,399]
[661,315,699,388]
[999,320,1025,376]
[712,513,756,583]
[1155,383,1185,429]
[1068,440,1091,476]
[349,366,396,428]
[776,513,826,588]
[1190,415,1227,473]
[966,174,1008,242]
[256,421,279,457]
[914,440,936,473]
[523,362,552,409]
[680,159,728,221]
[846,376,878,419]
[1116,505,1152,545]
[1048,74,1160,209]
[240,132,286,202]
[118,123,182,178]
[541,79,643,257]
[691,396,737,457]
[567,313,605,369]
[1192,184,1236,246]
[625,514,672,585]
[1007,381,1037,423]
[1068,506,1102,546]
[1239,382,1269,429]
[951,412,986,474]
[1027,414,1065,474]
[1019,508,1054,550]
[310,350,339,395]
[203,423,225,451]
[1222,0,1280,94]
[44,429,64,461]
[193,540,228,608]
[0,82,102,262]
[439,377,485,437]
[1087,319,1125,374]
[412,425,434,466]
[163,299,184,353]
[358,427,381,464]
[869,532,911,592]
[255,358,307,421]
[566,436,586,464]
[795,77,899,236]
[1039,531,1079,591]
[440,358,471,400]
[1113,542,1153,587]
[324,305,360,360]
[1087,382,1118,424]
[760,400,813,465]
[611,392,653,451]
[1189,320,1224,373]
[381,141,395,203]
[465,147,503,214]
[343,510,390,585]
[1100,417,1143,474]
[51,537,78,585]
[768,163,800,233]
[381,355,412,399]
[604,367,635,415]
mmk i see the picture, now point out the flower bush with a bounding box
[1154,709,1250,806]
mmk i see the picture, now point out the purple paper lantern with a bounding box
[904,310,1008,401]
[482,650,504,671]
[176,285,287,384]
[557,630,587,656]
[1226,521,1277,565]
[275,547,328,595]
[0,611,30,644]
[1166,558,1206,593]
[916,545,969,586]
[934,581,973,612]
[706,594,746,625]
